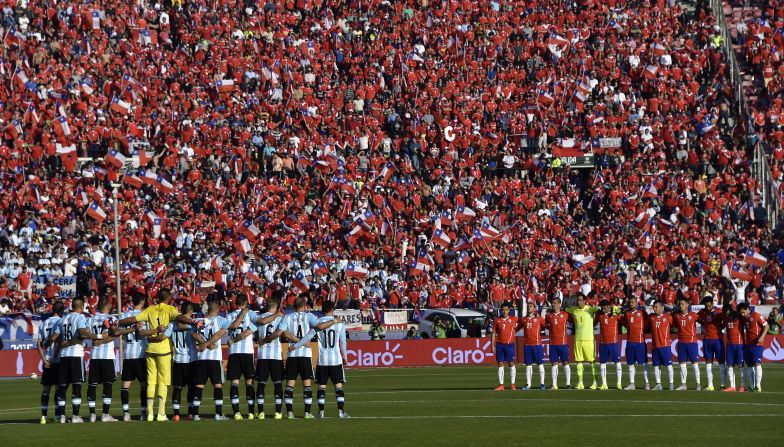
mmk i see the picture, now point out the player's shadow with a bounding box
[384,387,488,391]
[0,419,40,424]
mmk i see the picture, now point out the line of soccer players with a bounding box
[491,292,769,392]
[36,292,349,423]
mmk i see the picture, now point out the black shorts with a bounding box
[195,360,224,385]
[227,354,255,381]
[316,365,345,386]
[88,359,116,384]
[255,359,285,384]
[285,357,314,381]
[41,362,60,387]
[58,357,85,385]
[172,362,196,388]
[121,358,147,382]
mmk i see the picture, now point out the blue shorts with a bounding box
[599,343,621,364]
[524,345,545,365]
[652,346,672,366]
[703,339,725,362]
[743,345,764,366]
[726,344,744,366]
[549,344,569,364]
[677,342,699,363]
[625,342,648,365]
[495,343,515,363]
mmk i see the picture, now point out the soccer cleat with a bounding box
[696,384,702,391]
[644,383,650,390]
[705,386,714,391]
[510,384,517,391]
[575,383,585,390]
[123,413,131,422]
[101,414,118,422]
[214,414,229,421]
[669,384,675,391]
[551,385,559,390]
[192,415,201,422]
[652,384,663,391]
[738,386,746,393]
[599,385,608,390]
[539,384,546,390]
[286,411,295,419]
[247,413,255,420]
[274,412,283,420]
[519,386,530,391]
[589,383,597,390]
[234,413,243,421]
[493,385,505,391]
[140,411,148,421]
[317,411,325,419]
[146,413,154,422]
[89,413,97,423]
[304,413,315,419]
[338,411,350,419]
[40,416,47,425]
[173,415,180,422]
[155,414,168,422]
[71,416,84,424]
[676,385,687,391]
[616,383,623,390]
[624,384,635,390]
[257,412,265,420]
[722,387,736,392]
[59,415,67,424]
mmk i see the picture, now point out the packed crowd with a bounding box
[0,0,782,317]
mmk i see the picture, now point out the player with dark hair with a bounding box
[621,297,649,390]
[545,297,571,389]
[86,297,118,422]
[596,300,622,390]
[649,300,675,390]
[244,295,287,419]
[168,301,198,421]
[520,302,546,390]
[490,302,519,390]
[673,297,701,390]
[698,296,725,390]
[37,301,65,424]
[566,294,599,390]
[738,302,769,392]
[225,293,258,420]
[192,300,230,421]
[111,294,148,421]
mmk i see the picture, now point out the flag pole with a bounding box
[112,184,124,369]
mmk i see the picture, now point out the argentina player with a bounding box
[37,301,64,424]
[225,294,258,420]
[244,295,287,420]
[86,298,119,422]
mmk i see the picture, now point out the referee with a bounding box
[117,290,199,421]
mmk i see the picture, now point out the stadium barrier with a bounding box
[3,335,783,377]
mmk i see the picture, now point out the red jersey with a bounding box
[596,311,622,344]
[622,309,648,343]
[697,308,723,340]
[521,315,545,346]
[724,313,744,345]
[741,312,768,346]
[649,313,673,348]
[673,311,699,343]
[493,316,519,345]
[545,310,569,345]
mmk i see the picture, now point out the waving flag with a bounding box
[88,11,101,30]
[455,206,477,221]
[138,169,158,185]
[239,220,261,241]
[123,174,143,189]
[292,271,310,292]
[87,201,107,223]
[314,260,329,276]
[643,65,658,79]
[145,210,158,224]
[728,262,753,282]
[234,236,252,253]
[152,218,162,239]
[104,150,127,169]
[53,116,71,137]
[641,184,658,199]
[132,149,151,168]
[652,43,666,56]
[138,29,157,46]
[5,120,22,139]
[743,250,768,268]
[345,263,369,279]
[479,222,500,239]
[458,251,472,265]
[110,96,131,115]
[432,229,451,248]
[377,162,396,183]
[572,254,598,271]
[632,209,655,229]
[155,176,174,194]
[216,79,236,92]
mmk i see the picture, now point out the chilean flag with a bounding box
[416,250,435,270]
[87,201,107,223]
[239,220,261,241]
[632,210,654,229]
[104,150,127,169]
[538,92,554,106]
[455,206,477,221]
[480,222,500,239]
[378,162,396,183]
[743,250,768,268]
[88,11,101,30]
[132,149,151,168]
[145,210,158,224]
[432,229,451,248]
[152,218,163,239]
[155,176,174,194]
[138,29,157,46]
[216,79,235,92]
[641,184,658,199]
[453,235,471,251]
[234,236,252,253]
[5,120,22,139]
[53,116,71,137]
[643,65,658,79]
[123,174,143,189]
[572,254,598,271]
[345,263,369,279]
[458,251,471,265]
[292,271,310,292]
[110,96,131,115]
[138,169,158,185]
[652,43,666,56]
[728,262,753,282]
[314,260,329,276]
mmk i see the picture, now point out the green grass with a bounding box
[1,365,782,446]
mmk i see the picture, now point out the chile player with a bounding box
[491,303,520,390]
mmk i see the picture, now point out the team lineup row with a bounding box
[490,294,769,392]
[36,291,349,424]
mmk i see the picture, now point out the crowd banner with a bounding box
[334,309,363,331]
[382,309,409,330]
[32,275,76,298]
[0,315,43,341]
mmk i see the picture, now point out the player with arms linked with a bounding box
[698,296,726,390]
[491,302,520,390]
[520,302,546,390]
[86,298,119,422]
[545,297,571,389]
[37,301,64,424]
[621,297,650,390]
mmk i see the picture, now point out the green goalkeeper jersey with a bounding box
[566,306,599,341]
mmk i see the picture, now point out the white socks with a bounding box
[740,367,746,388]
[600,364,607,386]
[643,364,650,384]
[679,364,688,385]
[754,365,763,389]
[629,365,636,385]
[616,364,622,386]
[564,365,571,386]
[526,366,533,387]
[498,367,504,385]
[538,365,545,385]
[654,366,661,384]
[719,364,727,387]
[667,365,674,385]
[727,366,735,388]
[510,366,517,386]
[706,363,714,388]
[552,365,559,387]
[693,364,701,386]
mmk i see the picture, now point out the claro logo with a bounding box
[346,342,404,367]
[432,339,493,365]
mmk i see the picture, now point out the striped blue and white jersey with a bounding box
[119,309,147,359]
[196,315,229,361]
[227,309,257,355]
[170,323,197,364]
[292,317,346,366]
[87,313,116,360]
[248,311,283,360]
[278,311,319,358]
[38,316,62,363]
[54,312,87,358]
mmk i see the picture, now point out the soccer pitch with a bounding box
[0,365,781,446]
